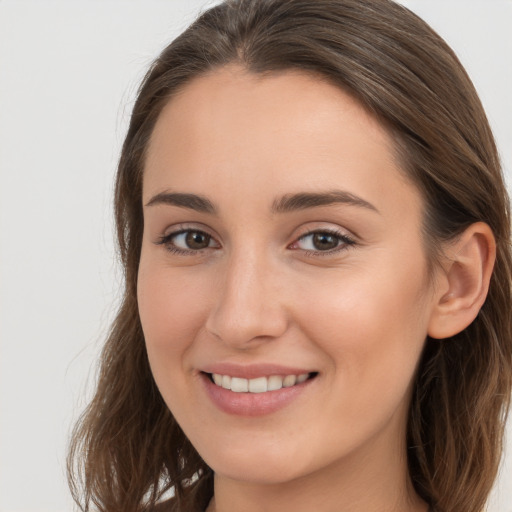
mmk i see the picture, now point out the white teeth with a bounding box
[211,372,311,393]
[221,375,231,390]
[297,373,309,383]
[231,377,249,393]
[267,375,283,391]
[248,376,267,393]
[283,375,297,387]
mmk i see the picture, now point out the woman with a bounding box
[67,1,512,511]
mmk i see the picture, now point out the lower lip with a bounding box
[201,373,314,417]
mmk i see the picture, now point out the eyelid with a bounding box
[158,222,215,238]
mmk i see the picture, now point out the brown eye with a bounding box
[291,230,356,255]
[157,229,218,253]
[184,231,211,249]
[311,233,339,251]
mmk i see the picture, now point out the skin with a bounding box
[137,66,441,512]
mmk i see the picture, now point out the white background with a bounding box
[0,1,510,511]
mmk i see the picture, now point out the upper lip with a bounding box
[200,363,315,379]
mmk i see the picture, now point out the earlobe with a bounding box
[427,222,496,340]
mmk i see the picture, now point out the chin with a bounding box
[200,442,321,485]
[212,461,305,485]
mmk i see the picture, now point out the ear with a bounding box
[428,222,496,339]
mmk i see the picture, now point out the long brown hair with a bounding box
[68,1,512,511]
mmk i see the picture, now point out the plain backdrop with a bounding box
[0,1,511,511]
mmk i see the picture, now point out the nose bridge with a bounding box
[205,245,287,347]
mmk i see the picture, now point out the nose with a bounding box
[205,249,289,349]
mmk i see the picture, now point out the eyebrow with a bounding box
[271,190,379,214]
[145,192,217,214]
[144,189,378,215]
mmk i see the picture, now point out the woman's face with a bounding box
[138,66,439,485]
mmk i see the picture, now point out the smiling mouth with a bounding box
[205,372,318,393]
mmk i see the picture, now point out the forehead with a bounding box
[143,65,421,220]
[147,65,393,165]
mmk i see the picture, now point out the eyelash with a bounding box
[156,229,217,256]
[155,228,356,257]
[292,229,356,257]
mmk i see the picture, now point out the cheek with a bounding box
[295,252,431,397]
[137,260,218,427]
[137,258,211,372]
